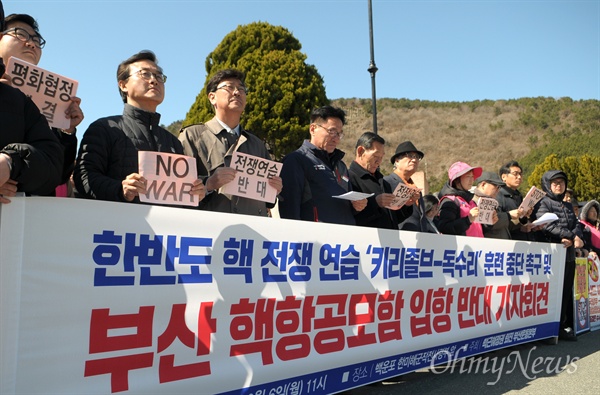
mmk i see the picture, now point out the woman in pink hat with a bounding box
[437,161,483,237]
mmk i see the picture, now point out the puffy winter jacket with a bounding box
[535,170,583,261]
[1,83,63,195]
[74,104,183,203]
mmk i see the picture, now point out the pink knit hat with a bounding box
[448,161,482,183]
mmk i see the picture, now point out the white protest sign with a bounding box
[138,151,198,207]
[476,196,498,225]
[222,152,282,203]
[387,182,420,210]
[6,57,78,129]
[0,197,567,395]
[519,186,546,214]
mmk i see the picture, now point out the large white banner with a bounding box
[1,197,565,394]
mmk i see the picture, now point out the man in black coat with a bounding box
[0,13,84,196]
[74,50,205,204]
[384,141,426,231]
[535,170,584,341]
[496,161,536,240]
[0,0,63,203]
[348,132,397,229]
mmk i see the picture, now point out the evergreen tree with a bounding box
[528,154,561,188]
[529,153,600,201]
[576,155,600,200]
[183,22,329,159]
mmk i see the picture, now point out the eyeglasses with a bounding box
[216,83,248,95]
[127,69,167,83]
[314,124,344,139]
[2,27,46,49]
[400,152,423,161]
[509,171,522,177]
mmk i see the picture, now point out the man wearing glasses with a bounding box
[279,105,367,225]
[74,50,205,204]
[0,13,83,197]
[383,141,425,230]
[179,69,282,216]
[0,2,63,203]
[497,161,535,240]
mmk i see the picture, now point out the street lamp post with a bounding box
[367,0,378,134]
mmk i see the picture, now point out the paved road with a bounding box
[344,330,600,394]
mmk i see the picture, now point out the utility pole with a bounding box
[367,0,378,134]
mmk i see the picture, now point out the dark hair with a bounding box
[206,69,245,93]
[310,105,346,125]
[4,14,42,37]
[499,160,522,176]
[116,50,160,103]
[355,132,385,150]
[423,194,439,214]
[1,1,6,32]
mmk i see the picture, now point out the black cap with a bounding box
[476,171,506,187]
[390,141,424,164]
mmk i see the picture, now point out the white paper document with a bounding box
[333,191,373,201]
[531,212,559,227]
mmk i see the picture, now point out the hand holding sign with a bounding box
[222,152,282,203]
[387,183,421,210]
[475,197,499,225]
[62,97,84,134]
[6,57,79,130]
[519,186,545,216]
[122,173,147,202]
[375,193,397,209]
[206,167,237,191]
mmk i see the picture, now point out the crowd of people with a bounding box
[2,5,598,343]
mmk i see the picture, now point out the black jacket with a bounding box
[74,104,183,203]
[437,181,474,236]
[53,128,78,185]
[279,140,355,225]
[535,170,583,261]
[496,185,537,241]
[0,83,63,195]
[349,161,396,229]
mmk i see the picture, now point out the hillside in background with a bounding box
[165,97,600,193]
[331,97,600,192]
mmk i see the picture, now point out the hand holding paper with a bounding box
[6,57,79,130]
[387,183,421,210]
[221,152,282,203]
[333,191,374,201]
[531,212,558,227]
[518,186,545,216]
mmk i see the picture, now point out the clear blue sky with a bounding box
[4,0,599,135]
